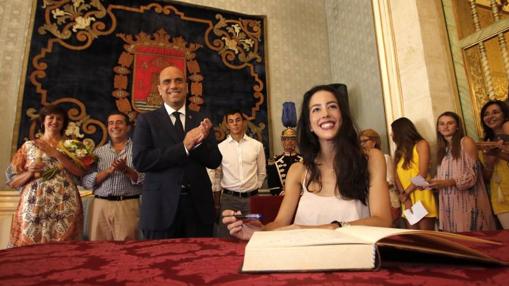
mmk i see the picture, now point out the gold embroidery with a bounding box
[38,0,113,50]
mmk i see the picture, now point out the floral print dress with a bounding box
[9,140,83,247]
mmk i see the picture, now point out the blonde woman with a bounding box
[360,129,400,227]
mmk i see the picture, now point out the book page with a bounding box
[248,226,499,249]
[335,226,417,243]
[247,229,367,248]
[335,225,498,245]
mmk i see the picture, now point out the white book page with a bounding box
[247,226,421,248]
[247,228,366,248]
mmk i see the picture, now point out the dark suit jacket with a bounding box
[133,107,222,231]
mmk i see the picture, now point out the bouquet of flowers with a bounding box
[57,139,96,169]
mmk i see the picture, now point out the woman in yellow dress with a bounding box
[391,117,437,230]
[479,100,509,229]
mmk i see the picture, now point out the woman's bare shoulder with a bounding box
[460,135,475,146]
[416,139,429,147]
[288,161,305,175]
[503,121,509,134]
[367,148,384,161]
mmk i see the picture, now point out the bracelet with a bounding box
[331,220,350,228]
[331,220,341,228]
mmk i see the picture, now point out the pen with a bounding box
[222,213,262,220]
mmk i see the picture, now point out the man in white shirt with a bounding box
[215,110,266,237]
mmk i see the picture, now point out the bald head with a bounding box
[158,66,188,109]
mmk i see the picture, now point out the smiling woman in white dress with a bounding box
[222,85,392,240]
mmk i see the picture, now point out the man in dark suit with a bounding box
[133,65,222,239]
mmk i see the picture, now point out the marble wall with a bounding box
[0,0,34,188]
[377,0,459,164]
[325,0,388,151]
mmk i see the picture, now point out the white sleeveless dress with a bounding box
[293,172,370,225]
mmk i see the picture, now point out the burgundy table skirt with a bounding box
[1,230,509,286]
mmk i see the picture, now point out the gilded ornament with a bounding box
[38,0,111,49]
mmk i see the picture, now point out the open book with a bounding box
[242,226,507,272]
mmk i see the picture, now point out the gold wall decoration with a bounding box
[205,14,264,121]
[444,0,509,137]
[38,0,115,50]
[205,14,262,69]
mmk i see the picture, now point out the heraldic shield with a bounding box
[132,46,187,112]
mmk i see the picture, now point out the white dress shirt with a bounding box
[164,103,186,129]
[217,134,266,192]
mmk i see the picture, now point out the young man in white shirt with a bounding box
[215,110,266,237]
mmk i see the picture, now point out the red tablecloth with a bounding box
[1,231,509,286]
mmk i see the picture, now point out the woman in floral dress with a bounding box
[7,105,86,247]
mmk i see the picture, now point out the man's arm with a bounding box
[256,142,267,189]
[81,149,101,189]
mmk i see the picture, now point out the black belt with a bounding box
[223,189,258,198]
[94,194,140,201]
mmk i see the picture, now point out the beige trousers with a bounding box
[89,197,140,240]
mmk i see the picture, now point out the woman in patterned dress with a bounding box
[429,111,496,232]
[7,105,86,247]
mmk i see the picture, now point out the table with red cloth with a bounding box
[1,230,509,286]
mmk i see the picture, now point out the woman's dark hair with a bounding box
[480,100,509,141]
[436,111,464,163]
[297,85,369,204]
[391,117,424,170]
[39,104,69,135]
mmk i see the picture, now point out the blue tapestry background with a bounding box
[17,0,269,156]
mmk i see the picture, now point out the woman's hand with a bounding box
[428,179,454,189]
[222,209,262,240]
[27,160,45,174]
[34,140,60,158]
[399,191,412,209]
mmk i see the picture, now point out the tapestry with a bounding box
[16,0,269,154]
